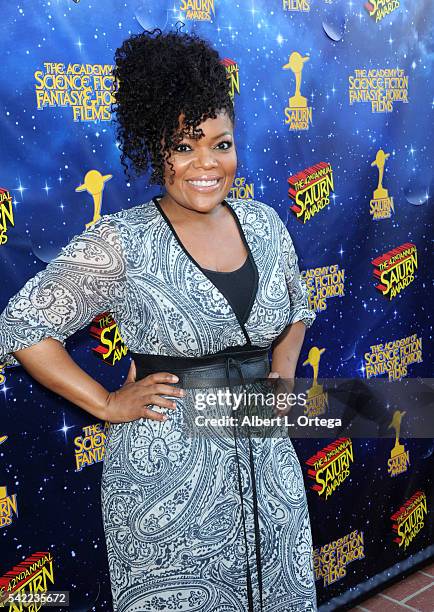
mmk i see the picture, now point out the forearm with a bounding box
[12,337,110,420]
[271,321,306,378]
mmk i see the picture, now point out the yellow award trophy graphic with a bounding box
[387,410,410,476]
[76,169,113,228]
[283,52,313,131]
[286,52,308,108]
[303,346,328,417]
[369,149,394,220]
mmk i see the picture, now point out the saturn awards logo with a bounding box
[391,491,428,550]
[372,243,417,300]
[179,0,216,21]
[306,438,354,499]
[302,347,328,417]
[288,162,334,223]
[283,52,313,131]
[369,149,394,219]
[387,410,410,477]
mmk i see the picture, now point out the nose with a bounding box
[193,148,219,169]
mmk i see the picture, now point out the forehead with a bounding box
[178,110,233,139]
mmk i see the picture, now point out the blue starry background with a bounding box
[0,1,433,610]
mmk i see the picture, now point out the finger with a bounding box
[146,395,178,410]
[124,360,136,384]
[143,372,179,384]
[145,383,185,398]
[142,407,169,422]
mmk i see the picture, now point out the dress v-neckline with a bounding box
[151,195,259,344]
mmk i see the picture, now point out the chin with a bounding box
[187,200,220,212]
[183,191,227,207]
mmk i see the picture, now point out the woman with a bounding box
[0,27,317,611]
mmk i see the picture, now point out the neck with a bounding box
[157,194,226,223]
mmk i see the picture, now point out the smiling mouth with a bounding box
[187,178,221,187]
[186,178,222,190]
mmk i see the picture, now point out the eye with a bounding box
[217,140,233,150]
[174,143,191,153]
[174,140,233,153]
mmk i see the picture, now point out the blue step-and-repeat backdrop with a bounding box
[0,1,433,610]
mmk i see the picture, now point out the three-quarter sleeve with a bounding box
[276,213,316,329]
[0,216,127,367]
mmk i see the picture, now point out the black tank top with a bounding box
[200,255,267,357]
[200,255,256,324]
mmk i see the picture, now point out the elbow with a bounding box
[287,307,317,329]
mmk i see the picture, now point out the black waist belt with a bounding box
[130,347,269,387]
[130,348,269,612]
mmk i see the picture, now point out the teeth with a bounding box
[188,179,219,187]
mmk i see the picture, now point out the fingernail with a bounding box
[172,375,179,382]
[162,415,168,421]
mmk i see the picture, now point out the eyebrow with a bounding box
[182,130,233,140]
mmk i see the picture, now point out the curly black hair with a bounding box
[110,23,235,185]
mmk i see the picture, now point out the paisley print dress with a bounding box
[0,196,317,611]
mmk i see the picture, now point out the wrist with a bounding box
[90,389,113,421]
